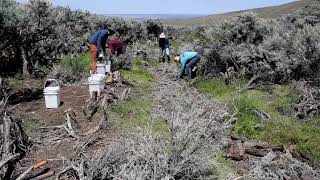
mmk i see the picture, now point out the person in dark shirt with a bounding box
[107,39,131,57]
[88,29,115,74]
[159,33,170,63]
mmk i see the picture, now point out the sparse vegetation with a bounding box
[110,59,168,134]
[2,0,320,179]
[53,53,90,85]
[194,78,320,159]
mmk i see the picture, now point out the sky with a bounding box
[15,0,298,15]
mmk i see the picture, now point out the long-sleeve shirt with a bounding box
[178,52,198,77]
[159,38,169,49]
[107,39,125,54]
[89,29,109,51]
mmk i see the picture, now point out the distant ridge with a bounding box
[104,14,205,20]
[163,0,308,25]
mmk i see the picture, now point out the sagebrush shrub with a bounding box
[199,2,320,83]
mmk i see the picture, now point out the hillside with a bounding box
[163,0,308,25]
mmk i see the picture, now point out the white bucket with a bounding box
[44,79,60,109]
[105,61,111,73]
[96,62,106,75]
[88,74,106,97]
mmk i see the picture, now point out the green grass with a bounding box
[148,58,160,68]
[60,52,90,72]
[22,117,47,133]
[194,78,320,159]
[110,59,169,135]
[208,152,235,180]
[171,40,183,51]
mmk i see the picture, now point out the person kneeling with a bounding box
[174,52,200,81]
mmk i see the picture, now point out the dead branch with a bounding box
[63,109,79,139]
[119,88,131,100]
[243,75,259,90]
[29,171,55,180]
[0,153,20,169]
[56,162,84,180]
[16,166,33,180]
[16,160,47,180]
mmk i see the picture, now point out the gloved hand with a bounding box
[97,49,105,61]
[174,75,180,81]
[98,53,104,58]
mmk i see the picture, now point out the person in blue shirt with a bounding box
[88,29,116,74]
[174,52,201,80]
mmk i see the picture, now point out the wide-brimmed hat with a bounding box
[159,33,165,38]
[174,56,180,66]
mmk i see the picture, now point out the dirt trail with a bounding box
[150,63,231,141]
[149,63,236,178]
[149,63,320,179]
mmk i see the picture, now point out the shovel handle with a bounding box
[30,171,55,180]
[33,160,47,170]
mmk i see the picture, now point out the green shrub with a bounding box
[60,52,90,73]
[200,1,320,83]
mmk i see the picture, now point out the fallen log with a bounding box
[226,140,284,160]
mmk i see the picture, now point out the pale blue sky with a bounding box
[16,0,298,15]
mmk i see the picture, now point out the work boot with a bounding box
[167,56,171,63]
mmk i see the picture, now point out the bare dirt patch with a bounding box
[10,79,129,179]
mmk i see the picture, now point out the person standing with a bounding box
[159,33,170,63]
[174,52,201,80]
[88,29,116,74]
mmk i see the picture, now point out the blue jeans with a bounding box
[185,55,200,78]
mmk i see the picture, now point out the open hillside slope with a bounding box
[163,0,308,25]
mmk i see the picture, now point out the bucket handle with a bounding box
[44,79,60,89]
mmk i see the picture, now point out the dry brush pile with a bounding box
[0,93,29,179]
[148,64,320,179]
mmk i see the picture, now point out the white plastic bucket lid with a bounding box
[92,74,106,79]
[44,79,60,92]
[88,77,104,82]
[88,74,105,83]
[44,86,60,93]
[97,62,106,66]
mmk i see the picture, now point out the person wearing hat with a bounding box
[159,32,170,63]
[88,29,116,74]
[174,52,200,80]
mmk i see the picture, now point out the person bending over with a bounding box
[107,39,131,57]
[174,52,201,80]
[88,29,116,73]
